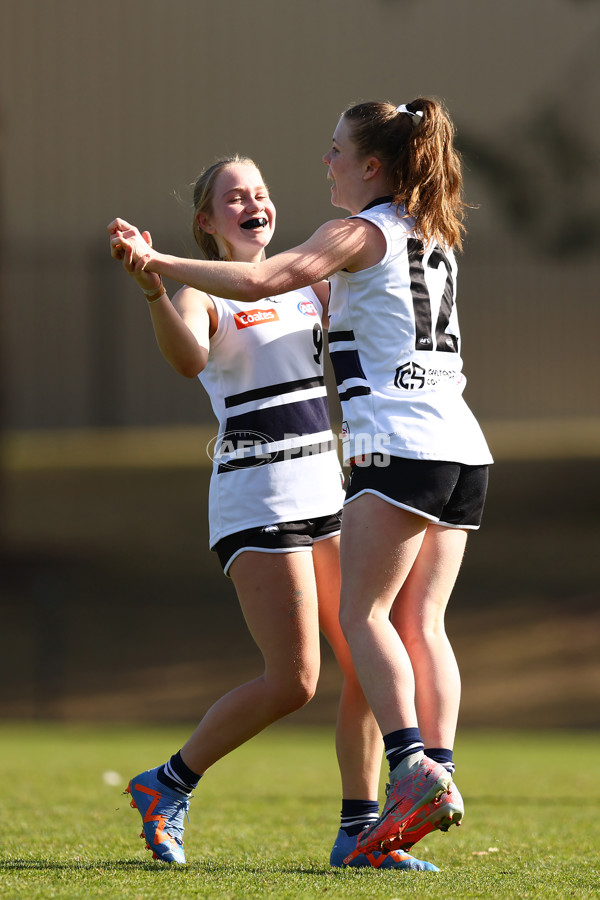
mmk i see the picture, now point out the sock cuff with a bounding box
[341,799,379,818]
[158,750,202,794]
[170,750,201,785]
[340,799,380,836]
[383,728,421,753]
[425,747,455,773]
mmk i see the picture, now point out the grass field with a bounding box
[1,724,599,899]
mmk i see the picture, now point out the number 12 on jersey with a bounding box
[407,238,459,354]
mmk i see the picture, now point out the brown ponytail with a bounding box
[344,98,467,251]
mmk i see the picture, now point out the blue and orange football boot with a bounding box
[125,767,191,864]
[330,827,439,871]
[343,756,451,864]
[396,782,464,850]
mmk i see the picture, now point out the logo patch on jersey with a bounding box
[394,361,426,391]
[297,299,318,317]
[234,308,280,329]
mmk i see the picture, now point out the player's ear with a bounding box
[363,156,382,181]
[196,213,215,234]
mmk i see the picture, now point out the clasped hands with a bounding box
[107,217,160,291]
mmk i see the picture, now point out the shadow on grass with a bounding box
[0,858,334,876]
[0,859,178,871]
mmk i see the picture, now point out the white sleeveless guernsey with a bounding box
[328,201,493,465]
[198,287,344,546]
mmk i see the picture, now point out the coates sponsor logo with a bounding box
[297,299,318,317]
[234,308,279,329]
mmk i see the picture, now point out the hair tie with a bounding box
[396,103,424,127]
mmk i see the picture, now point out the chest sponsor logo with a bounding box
[394,361,462,390]
[297,299,318,317]
[234,308,280,329]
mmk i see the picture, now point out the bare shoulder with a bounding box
[314,216,373,241]
[173,285,218,337]
[317,216,384,257]
[172,284,215,314]
[293,217,381,276]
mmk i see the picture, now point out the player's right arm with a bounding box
[149,286,217,378]
[108,221,216,378]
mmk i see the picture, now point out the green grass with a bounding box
[0,724,599,899]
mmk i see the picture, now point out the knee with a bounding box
[268,670,318,717]
[396,618,445,655]
[288,675,318,712]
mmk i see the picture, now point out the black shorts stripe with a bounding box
[217,439,336,474]
[224,376,324,409]
[338,385,372,402]
[224,396,331,449]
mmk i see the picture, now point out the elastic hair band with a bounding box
[396,103,424,127]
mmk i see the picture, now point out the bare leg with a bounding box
[313,535,382,800]
[180,551,321,774]
[338,493,429,736]
[391,525,468,749]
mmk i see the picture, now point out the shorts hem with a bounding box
[438,519,480,530]
[344,488,439,523]
[312,529,341,543]
[223,544,312,577]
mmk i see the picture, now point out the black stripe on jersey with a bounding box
[217,439,336,473]
[328,330,356,344]
[338,385,372,403]
[407,238,434,351]
[224,396,331,448]
[329,349,367,386]
[224,376,324,410]
[329,334,372,402]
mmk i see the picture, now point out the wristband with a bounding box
[143,281,166,303]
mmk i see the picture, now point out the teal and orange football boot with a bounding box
[330,826,439,870]
[126,767,190,864]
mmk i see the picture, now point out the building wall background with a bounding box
[0,0,599,430]
[1,0,599,726]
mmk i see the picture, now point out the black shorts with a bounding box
[213,510,343,576]
[344,456,489,529]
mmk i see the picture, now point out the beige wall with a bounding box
[1,0,599,428]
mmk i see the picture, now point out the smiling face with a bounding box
[197,163,276,263]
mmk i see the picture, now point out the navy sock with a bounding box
[383,727,424,772]
[425,747,455,776]
[340,799,379,837]
[157,750,202,795]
